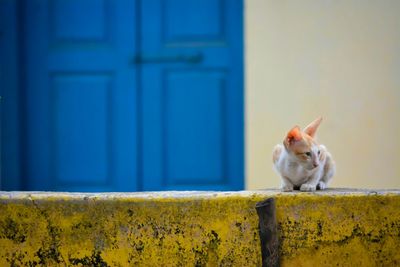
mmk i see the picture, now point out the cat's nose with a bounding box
[313,163,319,168]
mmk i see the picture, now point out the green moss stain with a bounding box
[69,251,108,267]
[0,192,399,266]
[276,194,400,266]
[0,218,27,243]
[0,195,263,266]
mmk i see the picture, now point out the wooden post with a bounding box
[256,198,279,267]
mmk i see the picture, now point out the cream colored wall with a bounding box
[245,0,400,189]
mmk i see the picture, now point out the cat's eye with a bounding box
[318,150,321,155]
[305,152,312,157]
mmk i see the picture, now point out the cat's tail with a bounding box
[272,144,283,165]
[321,149,336,185]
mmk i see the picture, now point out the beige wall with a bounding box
[245,0,400,189]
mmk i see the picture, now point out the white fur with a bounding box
[273,144,335,192]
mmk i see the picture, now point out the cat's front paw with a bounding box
[317,181,327,190]
[300,183,316,192]
[281,184,294,192]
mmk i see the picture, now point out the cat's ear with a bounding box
[304,116,322,138]
[286,126,302,145]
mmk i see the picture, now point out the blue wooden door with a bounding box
[22,0,138,191]
[18,0,243,192]
[140,0,244,190]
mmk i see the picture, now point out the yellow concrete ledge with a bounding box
[0,189,399,266]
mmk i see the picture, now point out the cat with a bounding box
[272,117,335,192]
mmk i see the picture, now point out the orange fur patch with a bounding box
[272,145,282,164]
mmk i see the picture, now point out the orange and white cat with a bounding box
[273,117,335,192]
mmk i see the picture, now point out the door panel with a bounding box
[19,0,243,192]
[165,71,226,185]
[23,0,137,191]
[164,0,223,43]
[141,0,244,190]
[52,0,107,42]
[53,74,111,185]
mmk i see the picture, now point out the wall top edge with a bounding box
[1,188,399,201]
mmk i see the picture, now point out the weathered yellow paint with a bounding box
[0,190,399,266]
[276,193,400,266]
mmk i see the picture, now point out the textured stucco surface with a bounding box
[0,189,399,266]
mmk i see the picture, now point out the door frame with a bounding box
[0,0,22,190]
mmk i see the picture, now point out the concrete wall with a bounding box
[1,191,399,266]
[245,0,400,189]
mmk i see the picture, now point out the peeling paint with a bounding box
[0,190,399,266]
